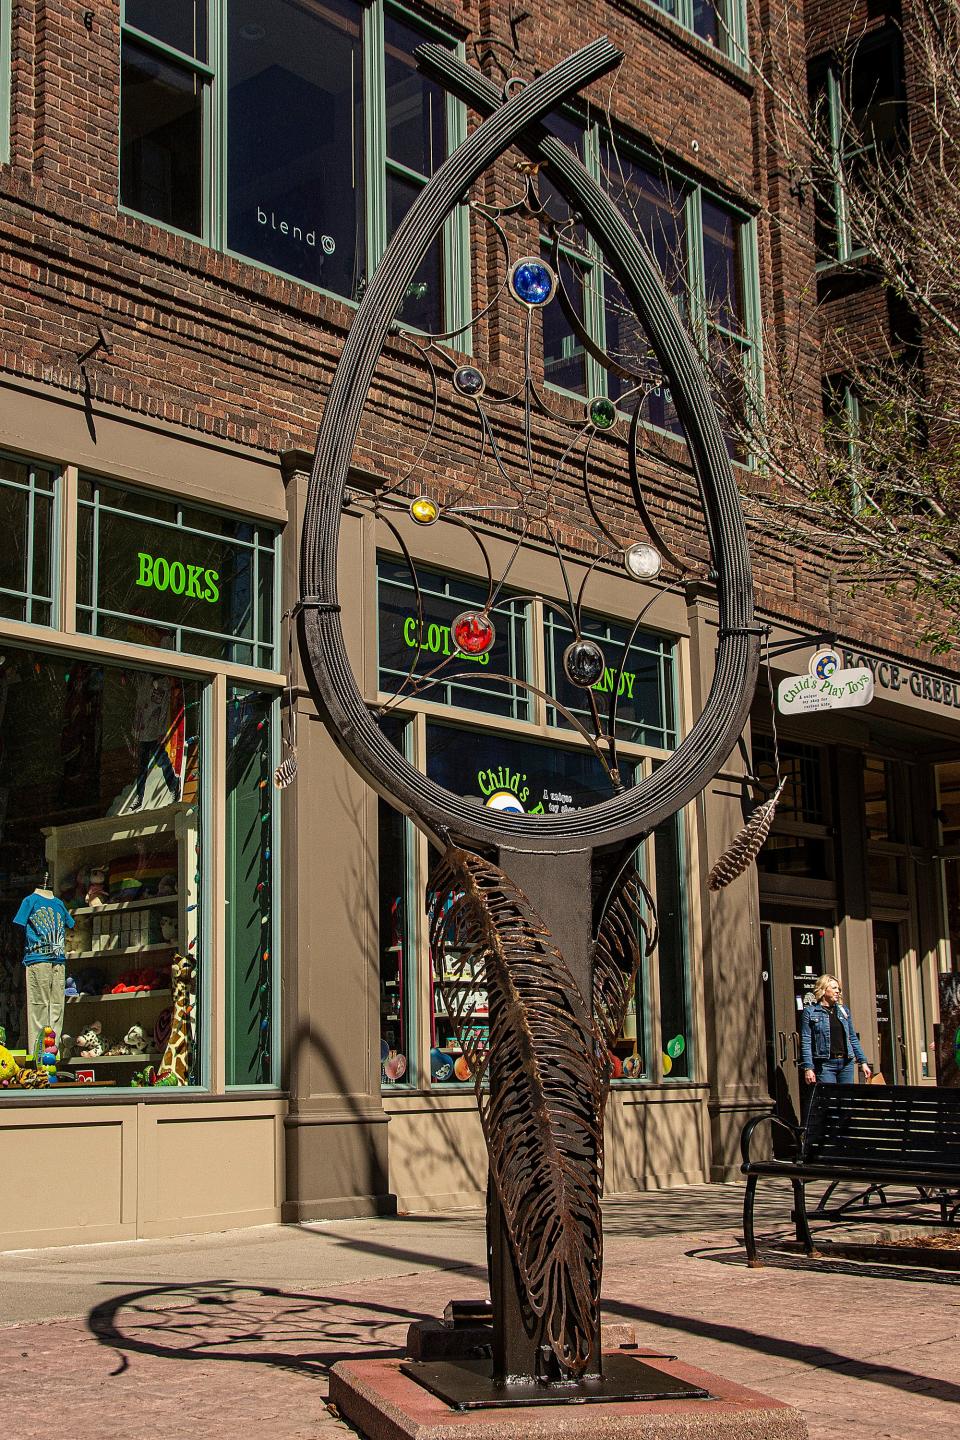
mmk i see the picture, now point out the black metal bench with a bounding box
[740,1084,960,1266]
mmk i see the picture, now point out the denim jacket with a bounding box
[799,1001,867,1070]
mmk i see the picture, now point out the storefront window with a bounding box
[0,643,204,1090]
[753,734,832,880]
[864,755,902,841]
[377,559,530,720]
[545,611,677,749]
[0,454,57,627]
[225,687,278,1086]
[77,477,278,668]
[654,811,689,1079]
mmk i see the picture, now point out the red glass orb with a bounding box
[452,610,495,655]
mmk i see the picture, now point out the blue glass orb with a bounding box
[509,257,556,307]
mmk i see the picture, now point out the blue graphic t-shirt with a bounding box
[12,892,75,965]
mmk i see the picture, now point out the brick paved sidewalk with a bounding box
[1,1186,957,1439]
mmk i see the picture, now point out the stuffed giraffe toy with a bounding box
[159,954,196,1084]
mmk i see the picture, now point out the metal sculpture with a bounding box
[298,35,759,1404]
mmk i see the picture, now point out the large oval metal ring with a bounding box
[299,38,759,853]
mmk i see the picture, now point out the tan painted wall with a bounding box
[0,1098,285,1249]
[382,1087,710,1213]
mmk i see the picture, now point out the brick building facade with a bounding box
[0,0,955,1247]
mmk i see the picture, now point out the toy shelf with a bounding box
[67,989,171,1005]
[68,1052,162,1066]
[66,941,176,962]
[71,895,178,918]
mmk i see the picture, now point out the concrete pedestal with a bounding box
[329,1351,808,1440]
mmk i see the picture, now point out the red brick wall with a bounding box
[0,0,952,669]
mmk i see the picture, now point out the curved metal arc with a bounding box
[299,38,758,853]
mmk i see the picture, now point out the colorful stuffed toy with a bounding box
[75,1022,106,1058]
[0,1044,21,1086]
[85,865,108,907]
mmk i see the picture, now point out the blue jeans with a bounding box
[814,1056,855,1084]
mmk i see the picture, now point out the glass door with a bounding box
[872,920,907,1083]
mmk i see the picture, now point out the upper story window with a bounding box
[0,454,57,628]
[809,28,906,265]
[119,1,467,333]
[539,119,760,460]
[648,0,747,65]
[77,477,279,668]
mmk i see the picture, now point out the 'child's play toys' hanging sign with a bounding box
[777,648,874,716]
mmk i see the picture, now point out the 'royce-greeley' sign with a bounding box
[841,648,960,711]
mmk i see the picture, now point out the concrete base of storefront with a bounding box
[329,1354,808,1440]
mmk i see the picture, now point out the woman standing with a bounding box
[800,974,872,1086]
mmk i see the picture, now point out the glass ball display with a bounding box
[410,495,440,525]
[588,396,617,430]
[623,542,662,580]
[452,610,496,655]
[453,365,486,397]
[508,257,556,306]
[562,638,605,689]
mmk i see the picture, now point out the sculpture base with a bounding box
[329,1353,808,1440]
[400,1354,708,1409]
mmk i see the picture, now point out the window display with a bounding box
[0,644,203,1090]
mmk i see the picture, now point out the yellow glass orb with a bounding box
[410,495,440,525]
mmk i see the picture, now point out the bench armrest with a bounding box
[740,1111,803,1166]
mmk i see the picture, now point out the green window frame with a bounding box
[0,0,11,165]
[809,28,906,267]
[647,0,748,67]
[76,475,280,669]
[377,557,532,720]
[225,685,281,1087]
[0,453,59,629]
[540,117,762,462]
[118,0,470,334]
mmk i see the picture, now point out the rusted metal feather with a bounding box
[707,780,785,891]
[593,867,658,1080]
[429,845,604,1376]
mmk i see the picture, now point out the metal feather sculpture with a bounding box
[593,867,658,1063]
[430,846,603,1375]
[297,36,760,1400]
[707,781,785,891]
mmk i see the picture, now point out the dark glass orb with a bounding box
[563,638,605,689]
[453,365,485,397]
[588,396,617,430]
[509,257,555,306]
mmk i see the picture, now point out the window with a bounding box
[0,454,57,627]
[225,687,279,1086]
[753,734,833,880]
[648,0,747,64]
[0,643,205,1090]
[539,119,761,459]
[377,559,530,719]
[77,476,279,668]
[544,610,677,749]
[810,29,906,265]
[119,1,468,330]
[374,564,689,1090]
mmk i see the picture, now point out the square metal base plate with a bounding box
[400,1353,711,1410]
